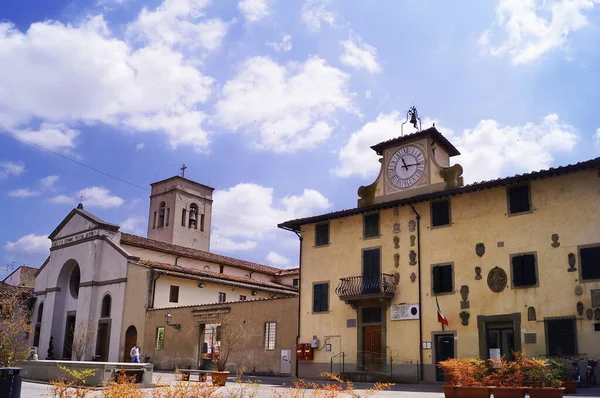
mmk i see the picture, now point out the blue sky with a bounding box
[1,0,600,277]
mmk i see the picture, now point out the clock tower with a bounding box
[357,125,464,207]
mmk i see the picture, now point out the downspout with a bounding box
[294,229,302,378]
[410,203,423,380]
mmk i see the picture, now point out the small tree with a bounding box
[213,313,245,372]
[72,318,97,361]
[0,292,33,367]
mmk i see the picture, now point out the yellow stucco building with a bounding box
[279,127,600,382]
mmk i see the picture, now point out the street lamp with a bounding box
[165,313,180,330]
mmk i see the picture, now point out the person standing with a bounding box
[130,344,140,363]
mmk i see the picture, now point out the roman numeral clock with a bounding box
[387,145,426,189]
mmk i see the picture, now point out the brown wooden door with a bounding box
[362,326,382,371]
[124,325,137,362]
[95,322,110,361]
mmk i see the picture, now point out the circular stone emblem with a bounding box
[487,266,508,293]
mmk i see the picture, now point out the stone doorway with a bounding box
[63,312,76,359]
[124,325,137,362]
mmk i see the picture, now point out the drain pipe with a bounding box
[410,203,423,380]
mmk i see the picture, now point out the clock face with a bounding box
[387,145,426,189]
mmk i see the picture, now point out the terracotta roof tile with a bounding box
[277,268,299,276]
[146,296,296,311]
[0,282,33,297]
[135,259,297,294]
[120,233,285,276]
[370,127,460,157]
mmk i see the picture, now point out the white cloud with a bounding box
[365,90,372,99]
[211,183,331,252]
[126,0,229,53]
[595,128,600,148]
[0,161,25,179]
[238,0,271,23]
[135,143,145,150]
[333,111,579,183]
[120,216,146,235]
[480,0,598,65]
[340,33,381,73]
[215,56,355,153]
[4,234,50,255]
[78,186,124,208]
[0,13,214,152]
[47,195,76,205]
[267,33,292,52]
[8,188,40,198]
[40,175,60,191]
[301,0,335,32]
[266,251,290,266]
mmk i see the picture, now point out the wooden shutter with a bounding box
[364,213,379,237]
[581,247,600,280]
[441,265,453,292]
[320,284,329,311]
[512,256,524,286]
[313,284,325,312]
[432,266,441,294]
[509,185,530,214]
[363,249,380,277]
[316,224,329,246]
[522,254,536,285]
[432,200,450,226]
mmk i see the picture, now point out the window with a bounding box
[169,285,179,303]
[511,253,537,287]
[201,214,205,232]
[219,265,224,274]
[508,185,531,215]
[432,264,453,294]
[546,318,577,356]
[69,265,80,299]
[159,201,166,227]
[189,204,198,229]
[362,307,382,323]
[155,327,165,350]
[33,302,43,347]
[264,322,276,350]
[153,212,157,229]
[166,208,170,226]
[315,223,330,246]
[293,278,299,287]
[313,282,329,313]
[580,245,600,281]
[218,292,226,303]
[595,323,600,332]
[431,200,451,227]
[363,213,380,238]
[101,294,111,318]
[181,208,186,227]
[239,295,246,301]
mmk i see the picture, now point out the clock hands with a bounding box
[401,158,409,171]
[403,162,424,167]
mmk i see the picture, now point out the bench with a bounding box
[179,369,212,382]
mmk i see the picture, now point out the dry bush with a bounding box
[0,293,32,367]
[48,364,96,398]
[270,372,392,398]
[214,313,246,372]
[101,370,144,398]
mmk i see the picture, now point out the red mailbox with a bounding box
[296,343,313,360]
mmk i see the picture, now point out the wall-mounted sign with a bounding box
[325,344,332,352]
[52,229,99,248]
[391,304,419,320]
[421,341,432,349]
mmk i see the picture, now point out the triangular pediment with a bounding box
[48,208,120,241]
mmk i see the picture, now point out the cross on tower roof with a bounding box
[180,163,187,178]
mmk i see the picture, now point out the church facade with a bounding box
[31,176,298,367]
[279,127,600,382]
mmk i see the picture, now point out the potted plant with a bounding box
[486,353,526,398]
[438,358,490,398]
[210,313,245,387]
[524,357,565,398]
[437,358,459,398]
[551,358,577,394]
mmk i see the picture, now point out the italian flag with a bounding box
[436,296,449,326]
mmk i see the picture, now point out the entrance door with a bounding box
[124,325,137,362]
[362,326,382,371]
[486,326,515,360]
[63,313,76,359]
[435,334,455,381]
[95,321,111,361]
[362,249,381,294]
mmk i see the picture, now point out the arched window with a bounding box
[69,265,81,299]
[158,201,166,228]
[101,294,111,318]
[189,204,198,229]
[33,302,43,347]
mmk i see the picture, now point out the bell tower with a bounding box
[147,174,214,251]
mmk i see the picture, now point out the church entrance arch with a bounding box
[124,325,137,362]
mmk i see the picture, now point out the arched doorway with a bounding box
[124,325,137,362]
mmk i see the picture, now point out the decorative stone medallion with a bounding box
[410,235,416,247]
[575,285,583,296]
[409,250,417,265]
[487,267,508,293]
[410,272,417,283]
[476,243,485,257]
[460,311,470,326]
[577,301,584,316]
[551,233,560,248]
[475,266,482,280]
[394,272,400,284]
[527,307,536,321]
[568,253,577,272]
[394,253,400,268]
[586,308,594,320]
[393,236,400,249]
[460,285,470,309]
[393,223,400,233]
[408,220,416,232]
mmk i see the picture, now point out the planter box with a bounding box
[528,387,565,398]
[454,386,490,398]
[442,385,457,398]
[211,371,230,387]
[491,387,526,398]
[561,380,578,394]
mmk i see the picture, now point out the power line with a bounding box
[2,128,281,230]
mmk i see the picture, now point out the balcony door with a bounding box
[362,248,381,294]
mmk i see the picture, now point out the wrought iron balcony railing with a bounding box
[335,273,396,302]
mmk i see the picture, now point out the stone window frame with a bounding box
[506,183,533,217]
[578,243,600,283]
[264,321,277,351]
[218,292,227,303]
[169,285,179,303]
[477,313,522,359]
[431,330,457,382]
[544,316,579,357]
[312,281,330,314]
[509,251,540,289]
[430,262,455,296]
[430,199,452,229]
[363,212,381,240]
[314,222,330,247]
[101,293,112,318]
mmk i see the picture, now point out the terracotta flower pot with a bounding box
[442,385,457,398]
[491,386,526,398]
[454,386,491,398]
[528,387,565,398]
[561,380,578,394]
[211,370,230,386]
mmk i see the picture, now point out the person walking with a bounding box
[130,344,140,363]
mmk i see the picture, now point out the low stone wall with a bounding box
[20,360,153,386]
